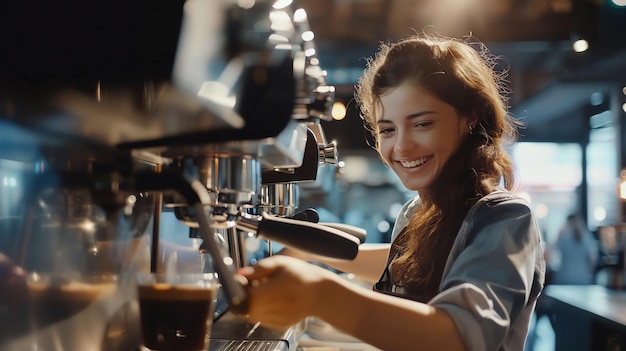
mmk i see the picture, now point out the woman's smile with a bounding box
[396,156,432,169]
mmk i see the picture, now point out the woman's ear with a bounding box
[465,115,478,134]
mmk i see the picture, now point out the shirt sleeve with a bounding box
[428,195,545,351]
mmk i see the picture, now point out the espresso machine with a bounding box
[0,1,360,350]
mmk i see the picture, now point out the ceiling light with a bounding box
[573,39,589,52]
[331,101,346,121]
[272,0,292,10]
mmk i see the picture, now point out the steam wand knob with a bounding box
[319,142,338,165]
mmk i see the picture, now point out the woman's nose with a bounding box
[394,130,415,153]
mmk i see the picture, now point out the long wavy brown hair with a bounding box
[354,33,523,298]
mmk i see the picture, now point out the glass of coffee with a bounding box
[136,272,218,351]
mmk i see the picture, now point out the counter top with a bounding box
[543,284,626,351]
[543,284,626,327]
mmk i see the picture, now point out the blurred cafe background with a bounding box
[1,0,626,351]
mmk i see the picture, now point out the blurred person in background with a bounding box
[526,213,598,350]
[237,33,545,351]
[552,213,598,285]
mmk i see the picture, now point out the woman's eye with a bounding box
[414,121,433,128]
[378,127,395,135]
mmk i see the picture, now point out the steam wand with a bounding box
[132,170,250,314]
[192,200,250,314]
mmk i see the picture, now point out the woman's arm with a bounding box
[239,255,466,351]
[279,242,390,284]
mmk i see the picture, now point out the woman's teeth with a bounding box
[399,157,429,168]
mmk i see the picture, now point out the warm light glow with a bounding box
[611,0,626,6]
[269,10,293,32]
[237,0,255,9]
[593,207,607,222]
[315,85,333,94]
[535,203,549,219]
[377,220,391,233]
[301,30,314,42]
[269,33,289,44]
[623,103,626,113]
[410,0,480,37]
[275,44,293,51]
[294,8,307,22]
[272,0,292,9]
[573,39,589,53]
[622,86,626,95]
[332,101,347,120]
[304,48,316,57]
[341,156,370,183]
[80,220,96,232]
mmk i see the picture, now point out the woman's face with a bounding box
[376,84,469,192]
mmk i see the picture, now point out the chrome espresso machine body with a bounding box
[0,1,359,351]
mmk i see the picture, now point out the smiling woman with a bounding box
[238,33,545,351]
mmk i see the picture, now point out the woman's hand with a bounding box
[238,255,334,329]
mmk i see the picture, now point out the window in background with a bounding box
[511,142,582,244]
[587,123,619,230]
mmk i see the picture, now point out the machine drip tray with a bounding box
[210,339,288,351]
[210,312,300,351]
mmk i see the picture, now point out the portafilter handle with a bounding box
[287,208,367,244]
[318,222,366,244]
[287,208,366,244]
[288,208,320,223]
[237,212,360,260]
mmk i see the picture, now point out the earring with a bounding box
[468,124,473,135]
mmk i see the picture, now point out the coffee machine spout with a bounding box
[130,170,250,313]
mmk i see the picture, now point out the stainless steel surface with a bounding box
[198,156,261,196]
[160,120,309,170]
[261,183,299,217]
[212,312,304,351]
[211,339,289,351]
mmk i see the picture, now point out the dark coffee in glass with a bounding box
[137,274,217,351]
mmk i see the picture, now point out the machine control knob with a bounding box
[319,142,338,165]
